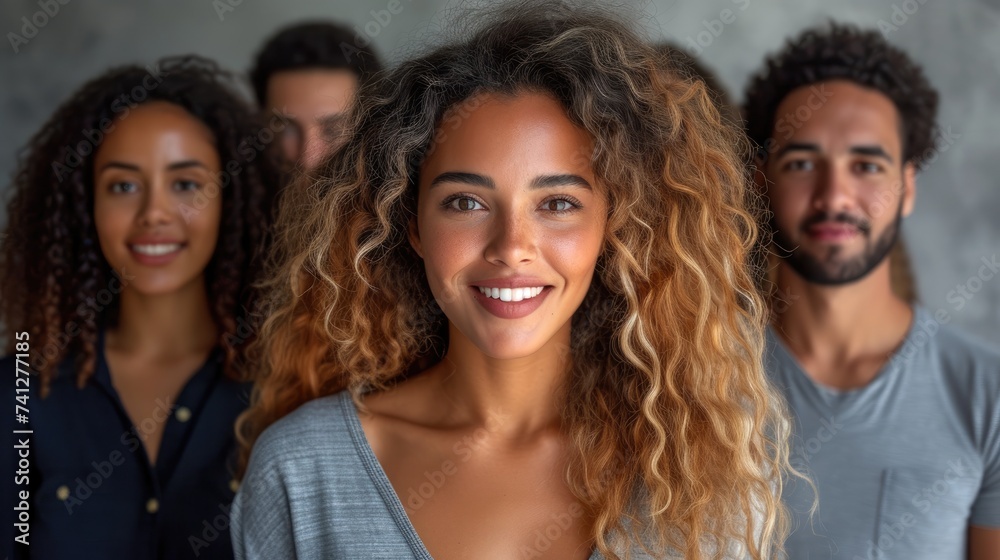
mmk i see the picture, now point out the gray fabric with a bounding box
[232,391,624,559]
[230,389,774,559]
[766,306,1000,559]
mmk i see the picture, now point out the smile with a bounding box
[130,243,183,256]
[476,286,545,302]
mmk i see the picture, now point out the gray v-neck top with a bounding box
[231,391,692,559]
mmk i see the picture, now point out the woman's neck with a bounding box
[422,322,572,437]
[106,276,219,359]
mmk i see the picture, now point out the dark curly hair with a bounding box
[742,22,939,169]
[1,55,278,396]
[249,21,383,106]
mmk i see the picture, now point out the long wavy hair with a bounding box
[238,2,793,558]
[1,56,278,396]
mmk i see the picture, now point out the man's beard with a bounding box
[771,201,902,286]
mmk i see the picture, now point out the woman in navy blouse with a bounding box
[1,56,277,559]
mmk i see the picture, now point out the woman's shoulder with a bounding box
[248,390,358,468]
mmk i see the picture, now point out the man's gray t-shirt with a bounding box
[231,390,717,559]
[766,306,1000,559]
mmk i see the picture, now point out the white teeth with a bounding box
[477,286,546,302]
[131,243,182,256]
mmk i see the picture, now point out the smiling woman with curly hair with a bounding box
[233,2,797,559]
[1,56,277,560]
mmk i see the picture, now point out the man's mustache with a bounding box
[800,212,872,235]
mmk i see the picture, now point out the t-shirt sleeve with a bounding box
[230,434,298,559]
[969,365,1000,527]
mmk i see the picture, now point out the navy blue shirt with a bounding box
[2,334,249,559]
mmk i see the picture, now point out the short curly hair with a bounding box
[742,22,939,169]
[249,21,383,106]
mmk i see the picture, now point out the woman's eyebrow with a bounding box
[530,174,591,190]
[429,172,591,190]
[97,161,141,173]
[429,171,496,189]
[166,159,210,171]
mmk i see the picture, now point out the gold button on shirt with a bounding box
[175,406,192,422]
[146,498,159,514]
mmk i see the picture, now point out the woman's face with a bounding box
[93,101,222,297]
[412,92,607,359]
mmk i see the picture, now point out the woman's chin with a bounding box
[467,334,558,362]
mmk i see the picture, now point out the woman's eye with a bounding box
[543,199,575,212]
[174,179,200,192]
[446,196,484,212]
[110,181,138,194]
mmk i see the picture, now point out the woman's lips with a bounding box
[470,285,552,319]
[127,242,185,266]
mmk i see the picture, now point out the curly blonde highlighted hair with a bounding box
[238,2,795,558]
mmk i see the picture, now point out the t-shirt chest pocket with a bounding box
[871,463,981,558]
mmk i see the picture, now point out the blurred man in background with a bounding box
[250,21,382,171]
[744,23,1000,559]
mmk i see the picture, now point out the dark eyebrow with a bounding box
[167,160,209,171]
[530,174,592,190]
[97,160,209,173]
[775,142,820,159]
[428,172,592,190]
[850,145,894,163]
[97,161,141,173]
[429,172,496,189]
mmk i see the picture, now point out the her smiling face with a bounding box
[93,101,223,296]
[410,92,607,360]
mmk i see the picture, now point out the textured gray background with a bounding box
[1,0,997,343]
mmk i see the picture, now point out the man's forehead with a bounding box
[772,80,903,156]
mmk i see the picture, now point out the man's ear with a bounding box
[408,216,424,258]
[901,162,917,218]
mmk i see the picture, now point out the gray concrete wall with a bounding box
[1,0,997,342]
